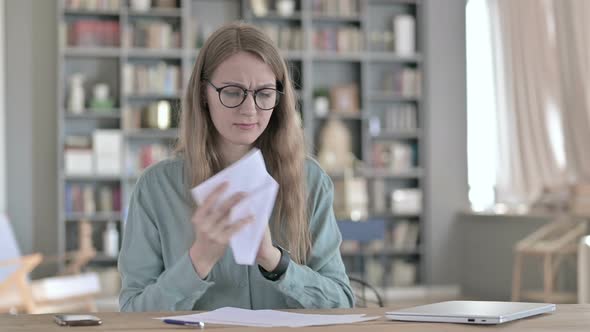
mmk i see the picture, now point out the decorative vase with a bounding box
[251,0,269,17]
[314,96,329,117]
[277,0,295,17]
[130,0,151,12]
[68,73,85,114]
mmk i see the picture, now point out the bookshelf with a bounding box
[57,0,426,290]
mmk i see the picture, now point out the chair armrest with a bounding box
[0,254,42,295]
[40,251,87,265]
[0,253,42,271]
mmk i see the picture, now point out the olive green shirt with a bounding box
[118,158,354,311]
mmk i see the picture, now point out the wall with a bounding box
[458,213,578,300]
[423,0,469,285]
[0,0,5,214]
[5,0,57,269]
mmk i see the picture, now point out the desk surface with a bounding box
[1,305,588,332]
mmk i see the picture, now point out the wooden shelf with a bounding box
[368,52,422,63]
[126,8,182,18]
[312,51,363,61]
[64,109,121,119]
[368,93,421,102]
[249,11,303,21]
[126,48,183,59]
[123,128,178,139]
[91,255,118,264]
[370,212,423,219]
[340,248,421,257]
[63,47,121,58]
[316,112,365,120]
[62,174,121,181]
[329,168,423,179]
[372,130,422,140]
[58,0,428,287]
[363,168,423,179]
[65,212,122,222]
[125,93,182,100]
[64,9,120,17]
[311,14,362,23]
[282,50,305,61]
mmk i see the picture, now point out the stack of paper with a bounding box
[157,307,380,327]
[191,149,279,265]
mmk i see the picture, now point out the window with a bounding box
[466,0,497,211]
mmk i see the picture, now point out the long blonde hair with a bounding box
[175,22,310,264]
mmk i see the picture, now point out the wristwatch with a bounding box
[258,245,290,281]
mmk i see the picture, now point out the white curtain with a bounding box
[488,0,590,206]
[553,0,590,182]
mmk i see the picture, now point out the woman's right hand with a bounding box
[189,182,253,279]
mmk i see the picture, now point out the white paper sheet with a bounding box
[191,149,278,265]
[157,307,381,327]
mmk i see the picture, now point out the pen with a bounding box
[163,319,205,328]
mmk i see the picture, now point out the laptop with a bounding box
[386,301,556,325]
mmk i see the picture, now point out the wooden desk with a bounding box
[1,305,588,331]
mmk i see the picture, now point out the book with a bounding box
[330,83,359,113]
[391,188,422,215]
[93,130,122,175]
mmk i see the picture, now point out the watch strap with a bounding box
[259,245,290,281]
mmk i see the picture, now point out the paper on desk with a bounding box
[156,307,381,327]
[191,149,278,265]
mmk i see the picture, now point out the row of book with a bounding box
[258,24,304,51]
[312,0,359,17]
[65,184,121,214]
[371,142,417,172]
[124,21,181,49]
[66,20,120,47]
[122,62,181,96]
[65,0,121,11]
[370,182,422,216]
[313,27,363,53]
[369,105,418,135]
[368,30,395,52]
[381,68,422,98]
[126,143,171,176]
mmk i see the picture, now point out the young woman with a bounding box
[118,22,354,311]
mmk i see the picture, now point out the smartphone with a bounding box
[54,314,102,327]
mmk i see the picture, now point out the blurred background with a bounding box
[0,0,589,313]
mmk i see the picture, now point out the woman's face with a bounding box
[206,51,277,149]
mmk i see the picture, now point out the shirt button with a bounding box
[239,280,248,288]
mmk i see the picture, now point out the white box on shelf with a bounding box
[391,188,422,214]
[93,130,122,175]
[65,149,94,175]
[390,142,413,172]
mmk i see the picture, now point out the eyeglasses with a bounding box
[205,79,283,111]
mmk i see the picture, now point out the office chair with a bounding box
[348,275,384,308]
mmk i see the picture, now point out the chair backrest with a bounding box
[0,214,23,283]
[348,276,384,308]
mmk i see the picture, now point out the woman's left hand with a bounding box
[256,226,281,271]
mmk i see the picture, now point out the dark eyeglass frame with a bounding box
[204,79,284,111]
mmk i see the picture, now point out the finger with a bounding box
[192,182,229,227]
[220,216,254,243]
[198,182,229,216]
[207,215,232,240]
[207,191,248,224]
